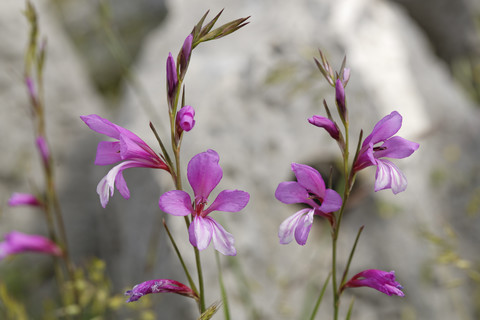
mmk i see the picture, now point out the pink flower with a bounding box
[125,279,198,302]
[81,114,169,208]
[275,163,342,245]
[342,269,404,297]
[0,231,62,260]
[8,193,42,207]
[158,150,249,256]
[176,105,196,133]
[353,111,419,194]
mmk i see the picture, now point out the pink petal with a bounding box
[189,216,213,251]
[95,141,122,165]
[291,163,326,198]
[275,181,310,204]
[294,209,314,245]
[0,231,62,260]
[209,217,236,256]
[375,159,407,194]
[81,114,121,139]
[373,136,419,159]
[187,150,223,202]
[318,189,342,214]
[8,193,41,207]
[203,190,249,215]
[278,208,311,245]
[363,111,402,147]
[158,190,193,216]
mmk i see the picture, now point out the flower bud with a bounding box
[8,193,42,207]
[179,34,193,77]
[166,53,178,108]
[308,115,340,140]
[176,105,196,133]
[335,79,347,122]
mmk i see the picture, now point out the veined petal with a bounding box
[80,114,146,145]
[209,217,236,256]
[125,279,198,303]
[374,136,419,159]
[158,190,193,216]
[278,208,311,245]
[318,189,342,214]
[363,111,402,147]
[119,134,155,162]
[81,114,120,139]
[344,269,404,297]
[95,141,122,165]
[291,163,326,198]
[96,160,144,208]
[188,150,223,202]
[375,159,407,194]
[189,216,213,251]
[203,190,249,215]
[275,181,309,204]
[294,209,315,245]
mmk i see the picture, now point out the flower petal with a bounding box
[363,111,402,147]
[0,231,62,260]
[189,216,213,251]
[203,190,249,215]
[375,159,407,194]
[275,181,309,204]
[344,269,404,297]
[294,209,315,245]
[96,161,143,208]
[374,136,419,159]
[8,193,42,207]
[209,217,236,256]
[291,163,326,199]
[318,189,342,214]
[278,208,311,245]
[95,141,122,165]
[81,114,121,139]
[158,190,193,216]
[187,150,223,203]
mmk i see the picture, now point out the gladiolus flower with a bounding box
[275,163,342,245]
[81,114,169,208]
[159,150,249,256]
[125,279,198,302]
[176,105,196,133]
[0,231,62,260]
[353,111,419,194]
[342,269,404,297]
[308,115,340,140]
[8,193,42,207]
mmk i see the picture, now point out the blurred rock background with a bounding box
[1,0,479,319]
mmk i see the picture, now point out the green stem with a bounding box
[215,251,230,320]
[309,273,331,320]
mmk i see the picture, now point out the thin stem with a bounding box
[195,246,206,313]
[215,251,230,320]
[163,219,198,296]
[309,273,331,320]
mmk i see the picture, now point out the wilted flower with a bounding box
[159,150,249,256]
[308,115,340,141]
[353,111,419,194]
[342,269,404,297]
[275,163,342,245]
[0,231,62,260]
[125,279,198,303]
[81,114,169,208]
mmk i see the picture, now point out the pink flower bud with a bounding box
[176,105,196,132]
[308,115,340,140]
[166,53,178,108]
[0,231,62,260]
[343,269,404,297]
[335,79,347,122]
[36,136,50,166]
[125,279,198,302]
[8,193,42,207]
